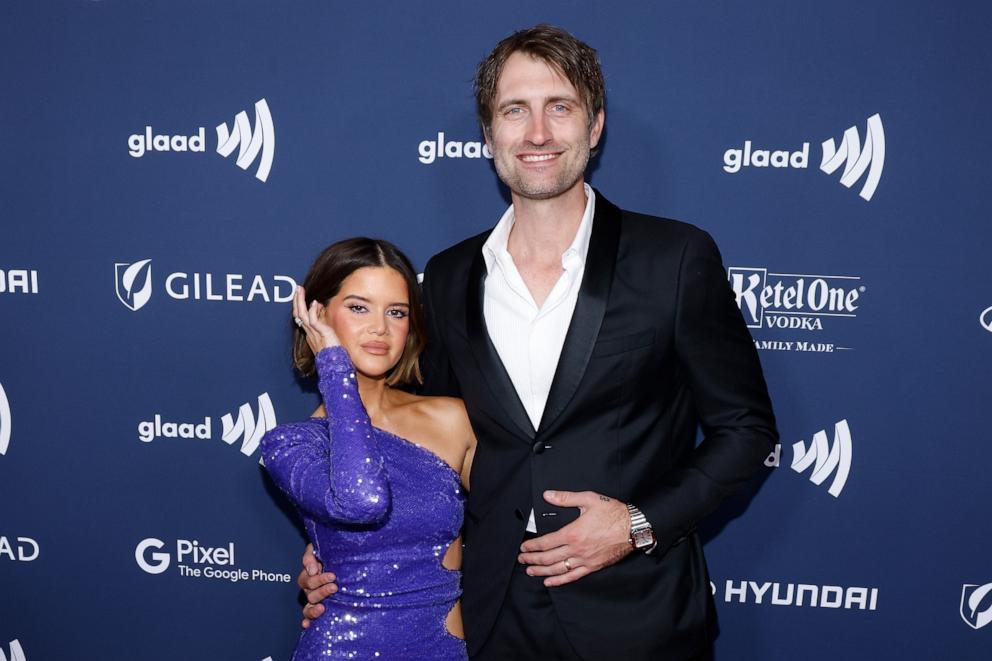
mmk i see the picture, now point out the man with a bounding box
[301,24,777,660]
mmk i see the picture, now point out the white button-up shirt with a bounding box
[482,184,596,531]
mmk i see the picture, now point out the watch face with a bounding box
[632,530,654,548]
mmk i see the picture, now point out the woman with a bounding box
[260,238,476,661]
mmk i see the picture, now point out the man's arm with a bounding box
[639,228,778,552]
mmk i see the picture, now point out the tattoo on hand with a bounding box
[599,495,611,502]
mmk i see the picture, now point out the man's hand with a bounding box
[517,490,633,587]
[297,543,338,628]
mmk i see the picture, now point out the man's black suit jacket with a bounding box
[420,190,778,660]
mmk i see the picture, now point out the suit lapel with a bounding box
[465,246,537,440]
[537,190,622,435]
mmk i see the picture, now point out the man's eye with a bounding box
[550,104,568,113]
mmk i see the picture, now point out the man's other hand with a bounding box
[297,543,338,628]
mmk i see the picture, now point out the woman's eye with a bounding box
[348,305,367,313]
[387,309,408,319]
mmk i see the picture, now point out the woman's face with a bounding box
[324,266,411,379]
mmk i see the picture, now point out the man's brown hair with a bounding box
[474,24,605,135]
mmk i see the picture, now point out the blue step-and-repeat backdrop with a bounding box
[2,2,991,660]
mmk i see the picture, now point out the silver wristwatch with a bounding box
[626,503,658,554]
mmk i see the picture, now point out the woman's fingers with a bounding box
[293,286,308,329]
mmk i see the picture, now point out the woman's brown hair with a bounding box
[293,237,425,386]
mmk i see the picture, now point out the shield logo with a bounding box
[115,259,153,311]
[960,582,992,630]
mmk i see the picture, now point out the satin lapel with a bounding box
[537,191,622,435]
[465,247,537,440]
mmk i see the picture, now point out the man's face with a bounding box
[487,51,604,201]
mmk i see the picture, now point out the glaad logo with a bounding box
[820,114,885,202]
[114,259,297,311]
[791,420,852,497]
[722,114,885,201]
[0,640,26,661]
[127,98,275,182]
[115,259,153,311]
[222,393,277,456]
[764,420,853,497]
[0,536,39,561]
[134,536,291,584]
[713,579,878,611]
[137,393,276,459]
[216,99,275,182]
[0,269,39,295]
[728,266,865,352]
[980,306,992,334]
[960,582,992,630]
[418,132,493,164]
[0,382,10,457]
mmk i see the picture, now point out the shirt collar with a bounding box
[483,183,596,273]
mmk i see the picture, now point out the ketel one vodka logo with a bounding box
[137,393,276,458]
[728,266,865,351]
[722,114,885,201]
[127,98,274,182]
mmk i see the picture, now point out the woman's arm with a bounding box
[261,346,390,525]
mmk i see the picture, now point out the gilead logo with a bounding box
[960,582,992,630]
[0,536,39,561]
[114,258,297,311]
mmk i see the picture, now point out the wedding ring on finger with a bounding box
[563,558,572,572]
[294,317,303,328]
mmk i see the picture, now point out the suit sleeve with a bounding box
[260,346,391,525]
[419,258,462,398]
[640,229,778,553]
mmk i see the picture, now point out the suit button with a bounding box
[532,441,544,454]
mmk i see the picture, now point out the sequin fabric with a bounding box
[262,346,467,660]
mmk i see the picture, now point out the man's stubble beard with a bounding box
[492,141,592,202]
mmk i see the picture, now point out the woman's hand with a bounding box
[294,286,340,355]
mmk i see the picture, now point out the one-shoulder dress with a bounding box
[260,346,467,660]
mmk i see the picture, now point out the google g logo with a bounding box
[135,537,170,574]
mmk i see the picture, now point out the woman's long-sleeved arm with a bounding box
[261,346,391,525]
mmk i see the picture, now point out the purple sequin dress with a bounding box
[261,346,467,660]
